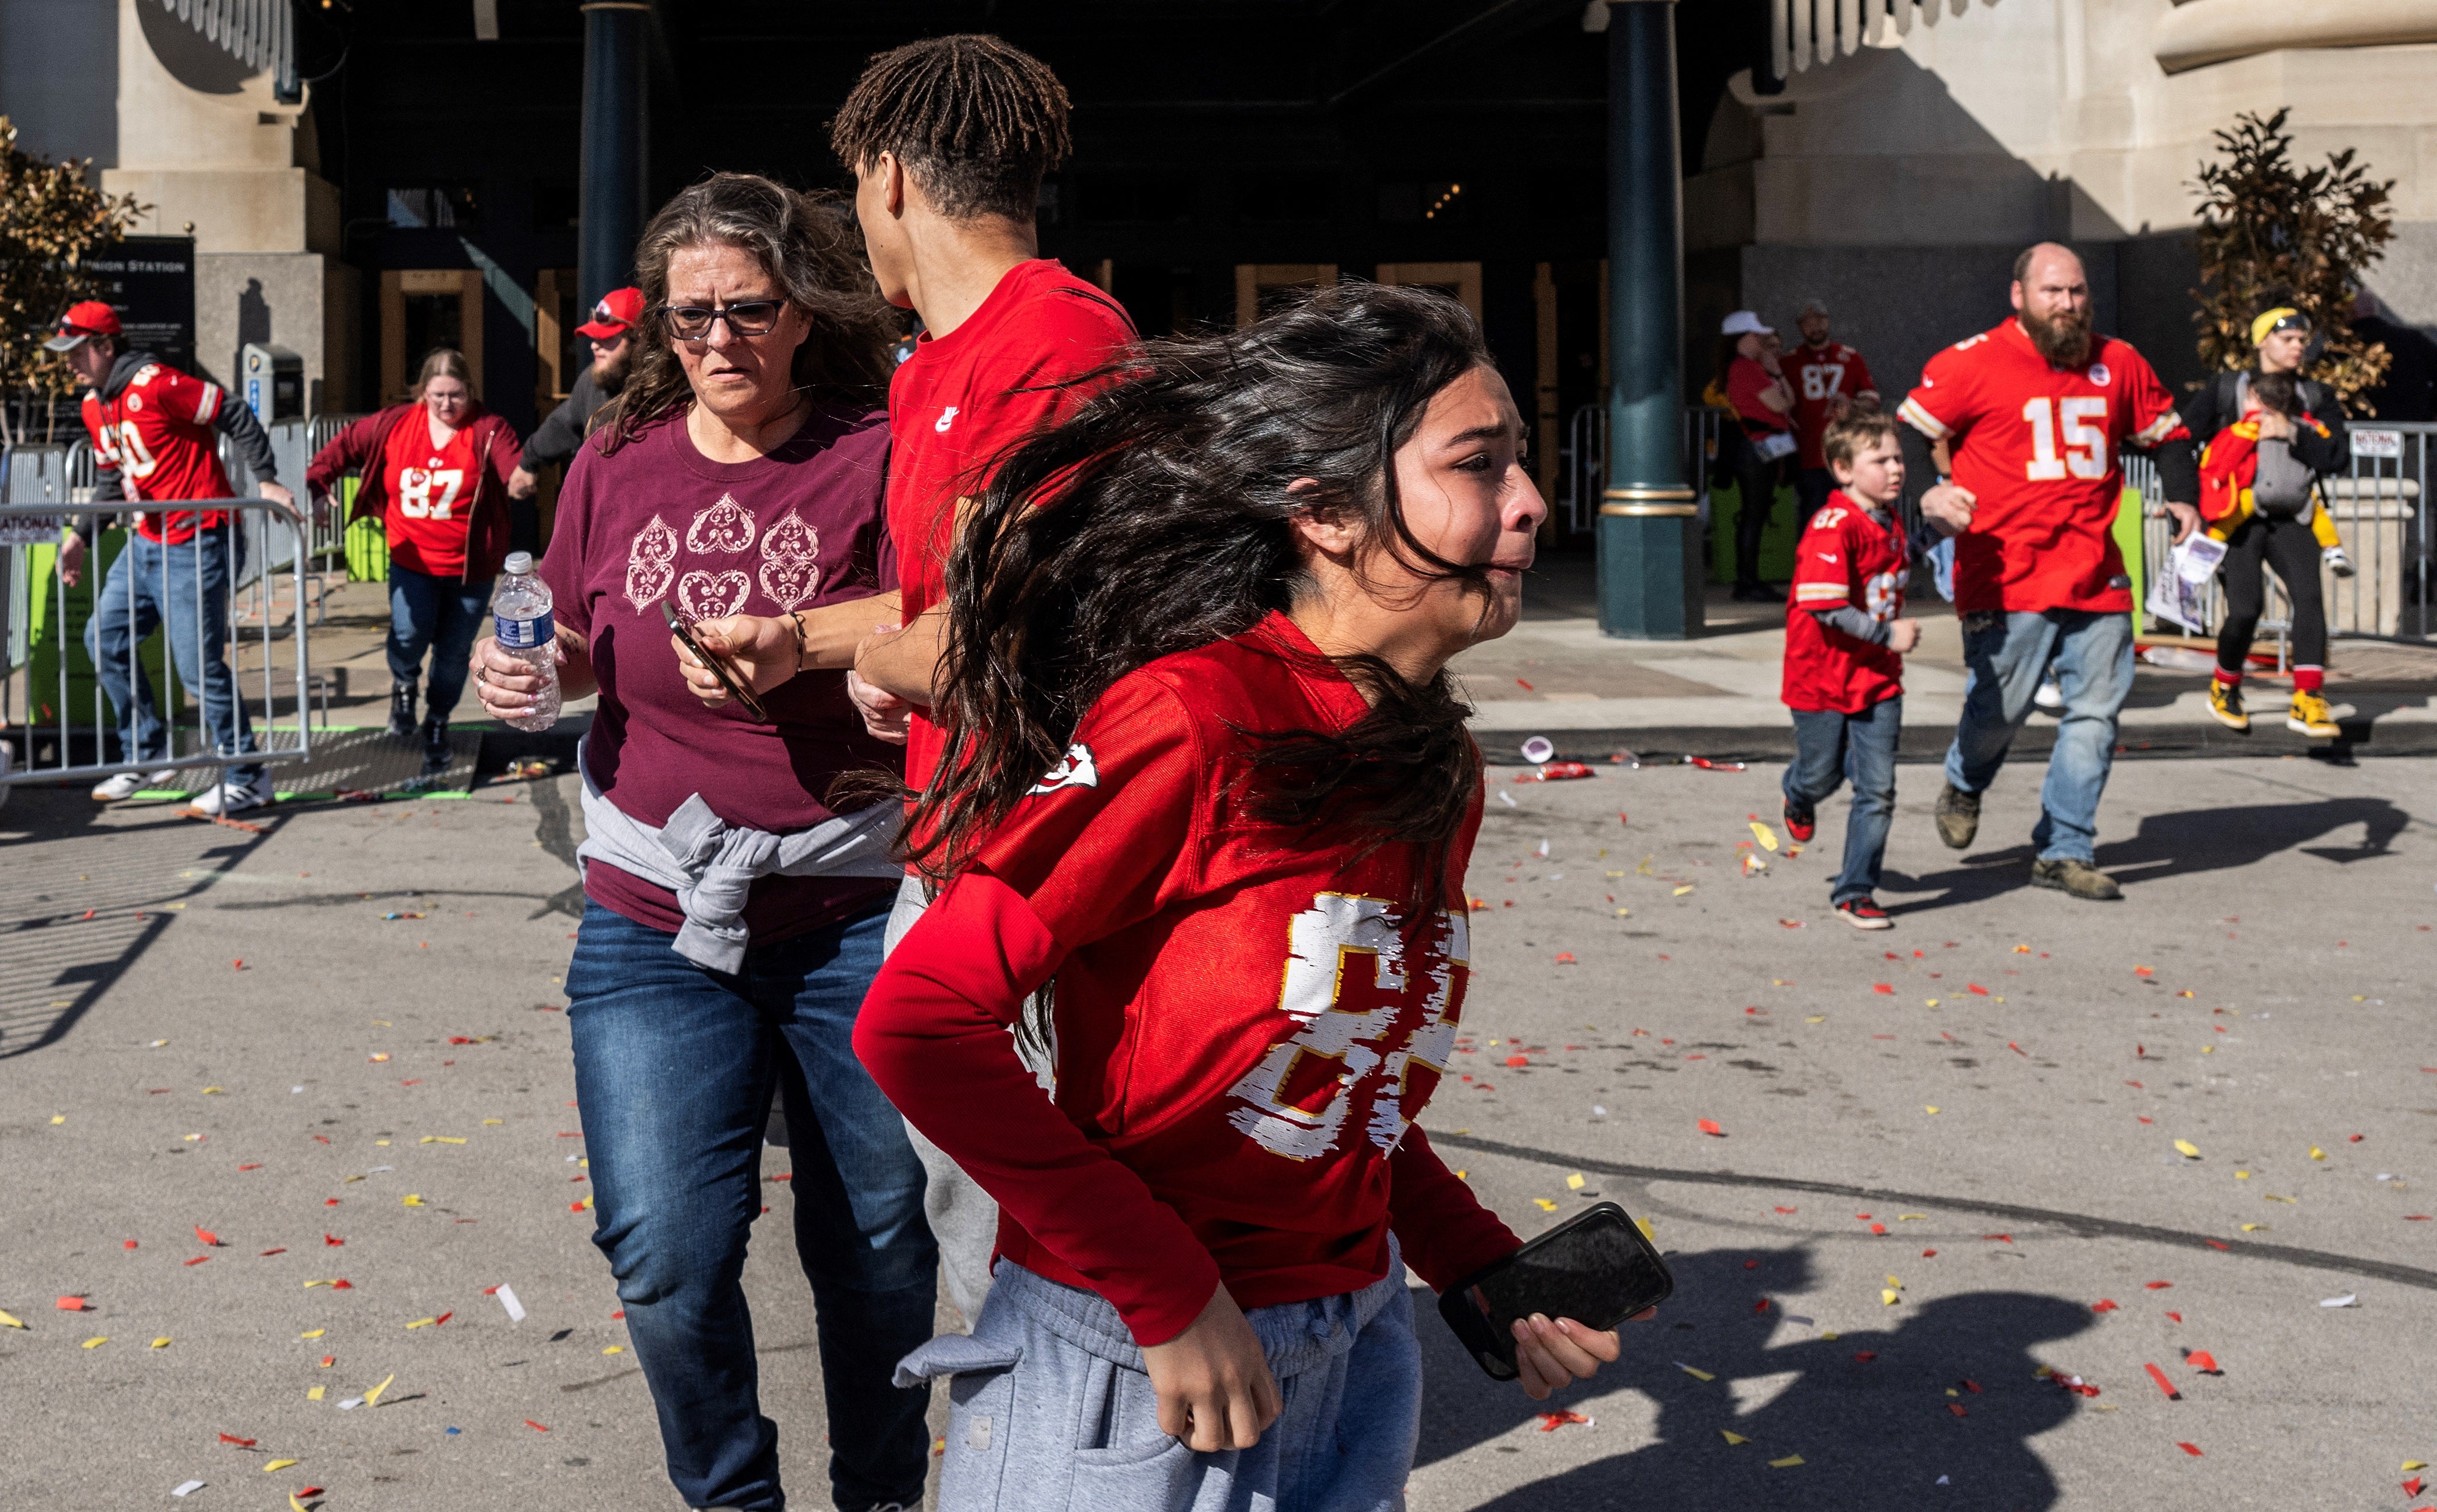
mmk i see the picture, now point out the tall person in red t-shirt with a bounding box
[1900,244,2200,899]
[835,34,1135,1320]
[857,285,1631,1510]
[1786,298,1881,524]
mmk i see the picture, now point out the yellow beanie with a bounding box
[2250,306,2307,348]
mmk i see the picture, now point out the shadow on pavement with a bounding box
[0,786,281,1058]
[1421,1245,2092,1510]
[1882,795,2409,914]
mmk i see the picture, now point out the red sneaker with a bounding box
[1835,896,1892,930]
[1782,798,1816,845]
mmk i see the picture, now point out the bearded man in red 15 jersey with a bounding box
[1899,244,2200,900]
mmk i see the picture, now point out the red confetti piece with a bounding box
[238,1164,262,1172]
[1773,1206,1797,1214]
[570,1202,587,1213]
[1946,1403,1967,1417]
[523,1420,551,1432]
[1505,1054,1529,1067]
[2402,1476,2422,1497]
[1753,1299,1771,1313]
[297,1490,322,1500]
[2186,1351,2220,1374]
[2165,1311,2182,1322]
[2408,1216,2434,1222]
[2177,1442,2203,1457]
[1967,984,1989,995]
[1869,1223,1888,1235]
[1853,1350,1877,1361]
[219,1434,256,1446]
[1983,1235,2012,1243]
[1777,918,1805,928]
[1697,1119,1724,1137]
[1515,677,1535,691]
[1535,1410,1591,1431]
[313,1135,330,1145]
[1923,1249,1938,1257]
[123,1240,137,1250]
[433,1312,452,1326]
[1855,1213,1873,1221]
[2008,1042,2027,1056]
[183,1256,210,1267]
[2125,1081,2144,1089]
[2144,1362,2180,1399]
[325,1199,340,1207]
[558,1131,585,1138]
[320,1356,335,1367]
[2145,1281,2173,1290]
[2348,1134,2363,1143]
[195,1227,221,1246]
[2091,1299,2119,1313]
[611,1310,624,1319]
[2204,1240,2230,1250]
[1873,984,1895,995]
[1960,1379,1982,1393]
[56,1296,88,1311]
[259,1248,285,1256]
[449,1036,476,1045]
[1743,1260,1760,1271]
[1553,953,1577,965]
[324,1234,344,1246]
[328,1280,352,1290]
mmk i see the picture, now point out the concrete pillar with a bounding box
[1598,0,1701,640]
[578,2,649,309]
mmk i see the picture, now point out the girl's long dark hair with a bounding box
[903,281,1498,913]
[593,172,900,451]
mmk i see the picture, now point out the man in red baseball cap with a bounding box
[509,287,642,538]
[51,298,294,814]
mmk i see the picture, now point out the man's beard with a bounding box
[594,346,631,393]
[2023,305,2092,369]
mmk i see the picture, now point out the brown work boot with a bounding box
[1933,781,1979,850]
[2030,857,2121,900]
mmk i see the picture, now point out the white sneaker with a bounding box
[190,771,273,816]
[92,768,178,802]
[2033,676,2064,711]
[2323,545,2356,579]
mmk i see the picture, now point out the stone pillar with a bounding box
[1599,0,1701,639]
[579,2,649,309]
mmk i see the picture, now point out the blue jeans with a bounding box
[566,899,938,1512]
[387,564,492,723]
[1785,695,1901,903]
[1943,609,2134,864]
[84,524,259,782]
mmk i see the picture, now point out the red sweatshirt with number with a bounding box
[854,612,1520,1346]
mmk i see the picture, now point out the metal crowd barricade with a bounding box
[0,472,315,793]
[1557,404,1720,536]
[2129,420,2434,649]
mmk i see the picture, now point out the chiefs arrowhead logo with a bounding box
[1026,742,1099,795]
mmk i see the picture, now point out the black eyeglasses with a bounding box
[655,301,785,341]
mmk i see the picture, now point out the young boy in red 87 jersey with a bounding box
[1782,408,1918,929]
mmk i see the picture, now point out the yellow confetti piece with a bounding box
[1881,1289,1900,1306]
[374,1139,391,1146]
[2407,1460,2429,1472]
[344,1174,366,1184]
[1721,1430,1749,1445]
[2309,1146,2326,1161]
[1886,1275,1902,1287]
[1749,821,1779,852]
[362,1372,395,1406]
[0,1310,24,1329]
[49,1114,65,1124]
[201,1086,223,1094]
[81,1336,108,1349]
[2266,1194,2297,1204]
[2235,1171,2250,1179]
[1924,1106,1941,1114]
[1820,1331,1838,1341]
[1770,1454,1805,1468]
[1566,1173,1586,1191]
[1635,1216,1656,1242]
[292,1495,312,1512]
[402,1194,424,1207]
[2174,1140,2201,1159]
[307,1386,324,1401]
[1673,885,1695,896]
[1606,870,1627,879]
[1614,907,1631,918]
[301,1329,325,1339]
[481,1118,503,1125]
[2200,1045,2214,1054]
[1925,999,1940,1008]
[1454,1170,1467,1181]
[421,1135,468,1145]
[603,1345,624,1354]
[1678,1363,1715,1381]
[1534,1198,1559,1211]
[405,1317,437,1329]
[1898,1214,1927,1221]
[1804,1015,1825,1024]
[1636,856,1654,875]
[151,1336,172,1349]
[264,1460,298,1472]
[2241,1223,2267,1232]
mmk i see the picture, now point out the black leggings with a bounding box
[1731,445,1785,587]
[2216,513,2326,673]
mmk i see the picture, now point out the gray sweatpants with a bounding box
[896,1250,1420,1512]
[885,871,1006,1324]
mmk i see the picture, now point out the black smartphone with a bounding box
[1437,1202,1674,1381]
[663,600,770,722]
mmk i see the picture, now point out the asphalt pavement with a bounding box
[2,750,2430,1511]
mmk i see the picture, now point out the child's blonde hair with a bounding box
[1824,403,1898,472]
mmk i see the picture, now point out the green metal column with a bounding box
[1598,0,1702,639]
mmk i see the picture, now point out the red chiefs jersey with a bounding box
[887,259,1136,791]
[857,612,1518,1343]
[380,408,478,577]
[1788,340,1877,470]
[1899,320,2185,615]
[1784,494,1908,713]
[80,360,233,544]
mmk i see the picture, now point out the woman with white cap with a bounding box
[1713,310,1798,602]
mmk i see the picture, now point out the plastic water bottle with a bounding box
[492,551,560,732]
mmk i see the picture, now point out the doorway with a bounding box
[380,269,485,404]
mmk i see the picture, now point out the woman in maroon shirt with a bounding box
[467,173,932,1512]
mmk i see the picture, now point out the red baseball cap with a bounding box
[44,299,122,352]
[576,287,644,339]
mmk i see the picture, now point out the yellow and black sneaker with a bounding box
[2287,690,2341,738]
[2207,678,2249,732]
